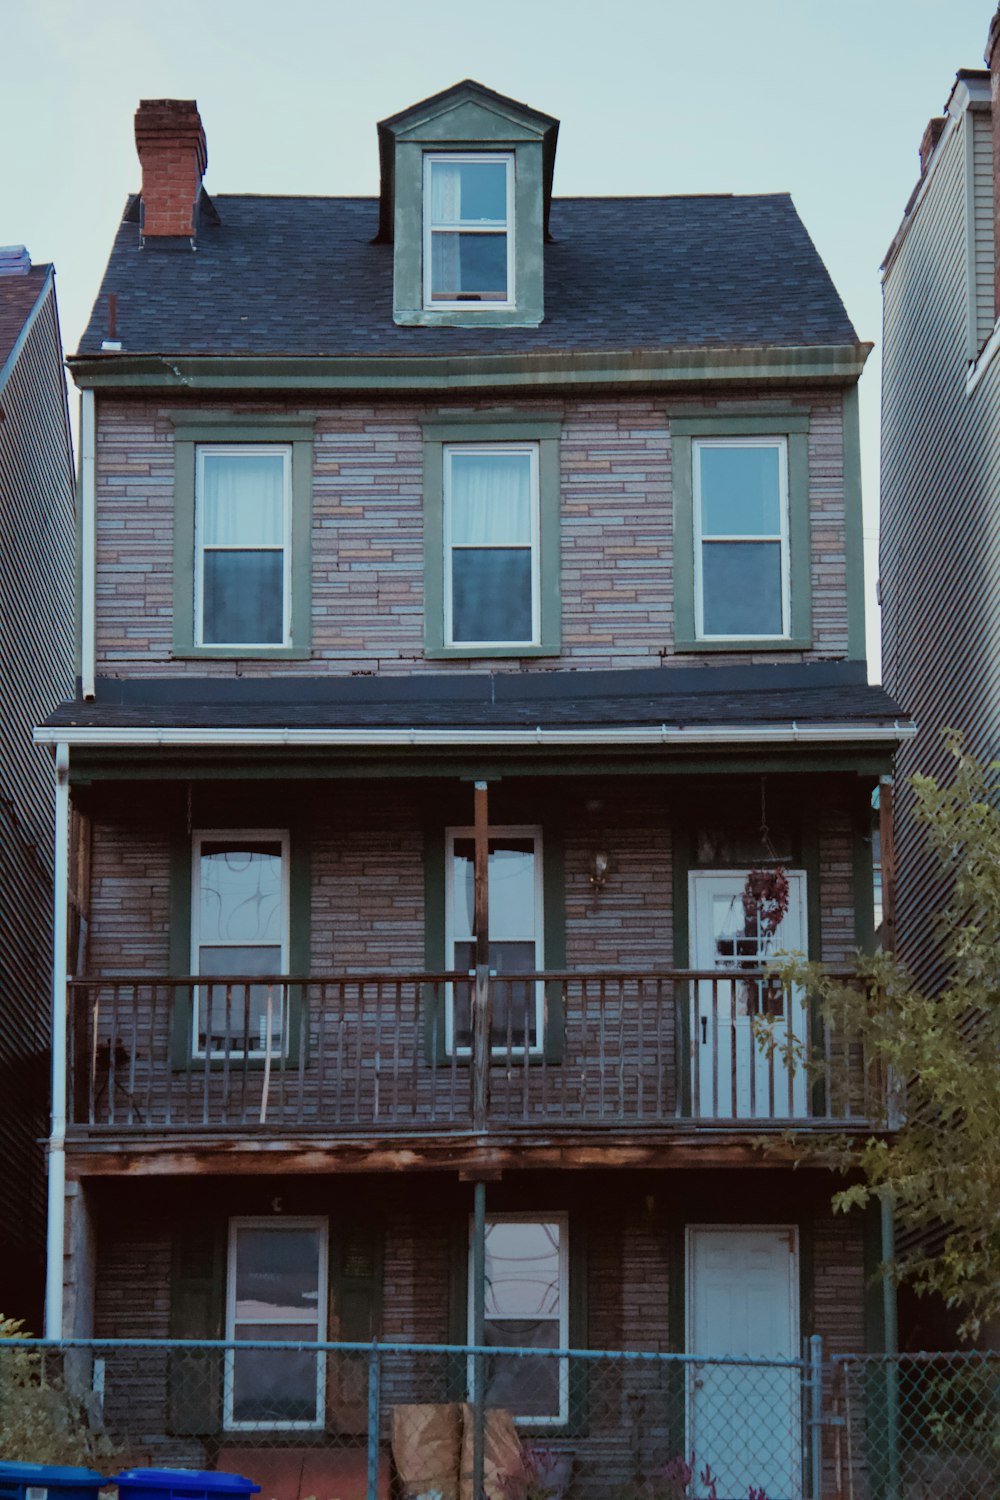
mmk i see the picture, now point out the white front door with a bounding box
[689,870,808,1118]
[687,1226,801,1500]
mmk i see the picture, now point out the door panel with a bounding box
[689,870,808,1118]
[687,1227,801,1500]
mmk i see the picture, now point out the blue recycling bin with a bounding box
[0,1463,105,1500]
[112,1473,260,1500]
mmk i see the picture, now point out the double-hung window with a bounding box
[191,831,289,1059]
[226,1218,327,1429]
[468,1215,568,1424]
[694,438,789,639]
[424,153,514,308]
[671,412,812,651]
[195,445,291,648]
[444,444,539,647]
[446,826,543,1055]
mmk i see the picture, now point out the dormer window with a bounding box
[424,153,513,308]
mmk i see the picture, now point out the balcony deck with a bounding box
[67,970,880,1160]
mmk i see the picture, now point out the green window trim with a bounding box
[170,414,314,660]
[447,1209,588,1434]
[168,825,312,1069]
[391,124,546,329]
[671,412,812,653]
[422,821,565,1063]
[421,413,561,659]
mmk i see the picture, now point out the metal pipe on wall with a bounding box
[45,742,71,1337]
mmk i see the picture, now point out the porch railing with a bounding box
[67,970,881,1135]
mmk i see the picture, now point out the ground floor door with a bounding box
[689,870,808,1118]
[686,1226,801,1499]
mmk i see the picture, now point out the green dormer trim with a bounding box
[377,80,559,330]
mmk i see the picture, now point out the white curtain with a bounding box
[201,452,284,546]
[430,162,462,224]
[449,451,531,546]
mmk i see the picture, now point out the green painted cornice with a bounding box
[67,342,873,393]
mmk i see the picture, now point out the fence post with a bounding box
[367,1340,381,1500]
[809,1334,824,1499]
[472,1179,487,1500]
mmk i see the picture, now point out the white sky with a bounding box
[5,0,995,678]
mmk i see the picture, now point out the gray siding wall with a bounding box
[882,99,1000,991]
[92,390,854,676]
[971,109,995,353]
[0,278,76,1320]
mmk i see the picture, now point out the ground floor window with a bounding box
[225,1218,327,1428]
[469,1214,568,1424]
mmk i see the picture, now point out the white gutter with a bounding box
[34,721,915,750]
[80,391,96,701]
[45,743,70,1338]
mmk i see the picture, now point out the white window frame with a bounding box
[423,152,515,311]
[445,825,544,1058]
[693,436,790,641]
[468,1212,569,1427]
[194,443,293,649]
[190,829,290,1061]
[443,442,541,649]
[225,1216,328,1432]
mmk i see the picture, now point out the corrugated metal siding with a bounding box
[0,280,75,1323]
[972,111,995,352]
[881,101,1000,995]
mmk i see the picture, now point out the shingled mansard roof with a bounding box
[76,194,859,359]
[42,664,905,738]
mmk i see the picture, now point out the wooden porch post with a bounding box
[472,780,491,1131]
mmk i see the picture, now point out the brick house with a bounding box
[1,249,75,1324]
[40,85,908,1490]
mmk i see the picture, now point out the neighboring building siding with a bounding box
[971,109,995,353]
[93,392,851,676]
[0,275,75,1323]
[881,92,1000,991]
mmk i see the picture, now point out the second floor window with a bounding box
[444,443,540,647]
[446,825,544,1055]
[424,153,513,307]
[192,830,289,1058]
[693,437,790,640]
[195,445,291,647]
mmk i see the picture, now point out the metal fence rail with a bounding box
[2,1340,996,1500]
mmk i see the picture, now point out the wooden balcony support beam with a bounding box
[62,1128,885,1180]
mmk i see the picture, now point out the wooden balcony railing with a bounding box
[67,971,881,1136]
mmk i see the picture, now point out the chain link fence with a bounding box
[0,1339,997,1500]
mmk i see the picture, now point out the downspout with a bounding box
[45,743,71,1337]
[80,390,96,701]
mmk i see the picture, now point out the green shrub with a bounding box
[0,1315,122,1466]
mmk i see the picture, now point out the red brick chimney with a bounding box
[134,99,207,240]
[985,8,1000,314]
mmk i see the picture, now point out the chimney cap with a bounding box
[134,98,207,176]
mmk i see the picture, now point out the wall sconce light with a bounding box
[589,849,610,890]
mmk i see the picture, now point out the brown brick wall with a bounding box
[93,392,851,676]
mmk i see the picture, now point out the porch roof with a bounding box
[41,662,907,741]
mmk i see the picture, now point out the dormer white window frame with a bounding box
[423,152,515,311]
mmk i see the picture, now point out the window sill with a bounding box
[673,636,812,654]
[396,307,543,329]
[426,644,560,660]
[172,646,312,661]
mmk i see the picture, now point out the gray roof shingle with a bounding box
[76,194,858,358]
[46,663,904,733]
